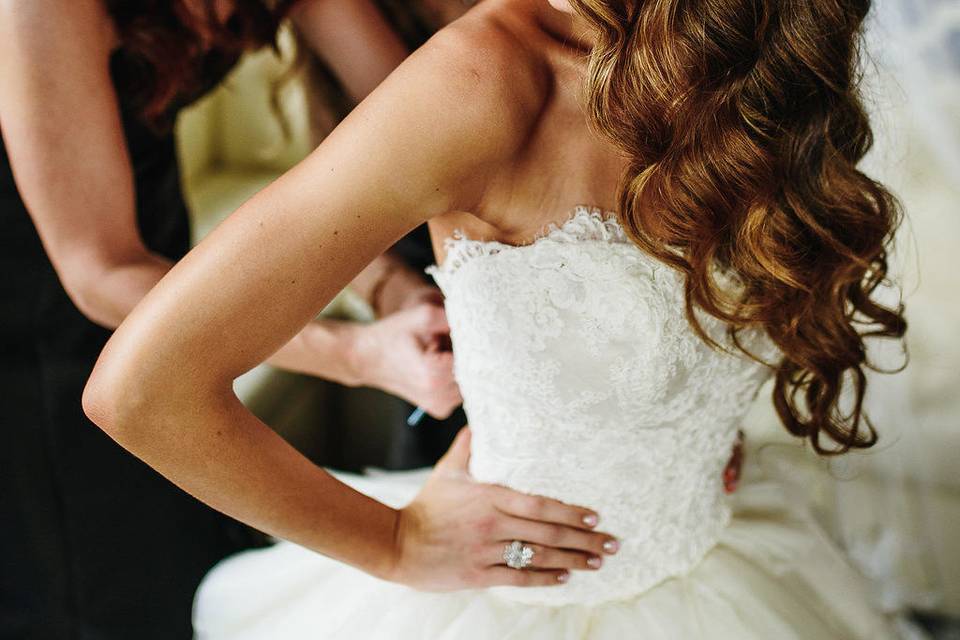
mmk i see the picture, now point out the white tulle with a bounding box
[194,469,899,640]
[193,209,899,638]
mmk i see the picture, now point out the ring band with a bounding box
[502,540,535,569]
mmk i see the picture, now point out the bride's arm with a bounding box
[82,24,599,584]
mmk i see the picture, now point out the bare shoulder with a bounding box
[328,0,551,213]
[425,3,550,114]
[391,2,550,156]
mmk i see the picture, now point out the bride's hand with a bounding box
[390,427,618,591]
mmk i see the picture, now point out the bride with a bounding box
[83,0,907,637]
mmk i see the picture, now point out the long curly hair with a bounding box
[106,0,295,127]
[567,0,908,454]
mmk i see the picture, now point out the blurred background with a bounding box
[169,0,958,636]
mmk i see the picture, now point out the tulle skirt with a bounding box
[193,466,901,639]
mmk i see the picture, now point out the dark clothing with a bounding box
[0,48,257,640]
[392,224,435,276]
[382,405,467,470]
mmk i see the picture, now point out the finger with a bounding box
[422,350,455,378]
[434,425,471,472]
[441,380,463,406]
[413,371,461,417]
[485,543,601,571]
[414,303,450,335]
[420,330,452,354]
[418,288,445,307]
[500,515,617,557]
[424,395,461,420]
[481,566,570,588]
[399,303,449,340]
[416,350,453,386]
[423,333,447,353]
[489,486,600,531]
[419,357,461,418]
[418,367,461,419]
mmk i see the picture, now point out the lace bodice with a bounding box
[426,207,780,606]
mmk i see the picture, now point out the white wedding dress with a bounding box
[193,207,899,639]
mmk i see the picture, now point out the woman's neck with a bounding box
[533,3,595,54]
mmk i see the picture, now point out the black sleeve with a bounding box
[390,224,435,278]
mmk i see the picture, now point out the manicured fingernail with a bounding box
[557,571,570,583]
[582,513,598,527]
[587,556,602,569]
[602,539,619,554]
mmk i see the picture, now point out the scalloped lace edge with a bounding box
[427,205,627,277]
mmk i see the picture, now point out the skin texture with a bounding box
[0,0,459,416]
[84,0,625,588]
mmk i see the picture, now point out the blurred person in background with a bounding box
[0,1,463,637]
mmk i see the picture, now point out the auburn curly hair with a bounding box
[568,0,908,454]
[106,0,295,127]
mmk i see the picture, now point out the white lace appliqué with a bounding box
[426,206,781,606]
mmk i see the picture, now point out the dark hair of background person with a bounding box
[105,0,297,129]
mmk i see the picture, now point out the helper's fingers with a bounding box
[411,302,450,335]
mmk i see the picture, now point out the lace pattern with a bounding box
[426,207,780,606]
[431,206,631,277]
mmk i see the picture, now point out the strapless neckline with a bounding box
[428,205,660,278]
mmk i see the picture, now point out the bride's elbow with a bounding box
[82,351,164,444]
[83,368,130,443]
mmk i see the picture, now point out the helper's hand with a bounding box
[390,427,619,591]
[349,302,461,418]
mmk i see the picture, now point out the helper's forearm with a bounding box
[265,317,363,385]
[291,0,408,102]
[348,251,432,317]
[69,252,172,329]
[265,252,432,381]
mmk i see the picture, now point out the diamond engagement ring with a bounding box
[502,540,535,569]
